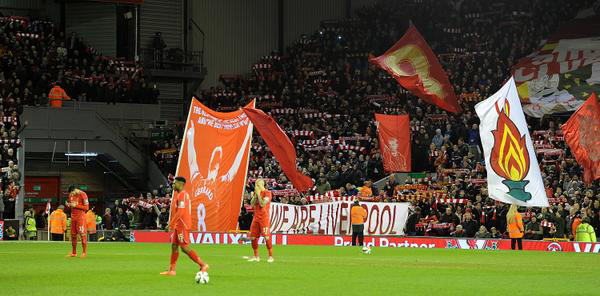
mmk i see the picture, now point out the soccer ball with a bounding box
[362,246,371,255]
[195,271,209,284]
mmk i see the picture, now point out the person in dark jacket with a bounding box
[0,191,4,220]
[552,211,566,238]
[462,212,479,237]
[404,207,421,236]
[103,208,112,230]
[440,207,460,225]
[142,207,157,229]
[525,216,543,240]
[490,227,502,238]
[113,207,130,229]
[104,83,117,105]
[155,206,169,230]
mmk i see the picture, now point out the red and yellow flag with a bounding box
[562,93,600,184]
[370,25,461,113]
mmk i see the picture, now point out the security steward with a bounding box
[49,205,67,241]
[350,197,368,246]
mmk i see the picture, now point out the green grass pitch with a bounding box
[1,242,599,296]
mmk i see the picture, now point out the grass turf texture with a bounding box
[1,242,598,296]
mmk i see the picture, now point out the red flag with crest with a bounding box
[369,25,461,113]
[561,93,600,184]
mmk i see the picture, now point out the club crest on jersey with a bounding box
[195,186,214,201]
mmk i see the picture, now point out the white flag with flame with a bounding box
[475,77,549,207]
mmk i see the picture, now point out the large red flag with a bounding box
[242,108,314,192]
[561,93,600,184]
[369,25,461,113]
[174,98,254,231]
[375,114,411,172]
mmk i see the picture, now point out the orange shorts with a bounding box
[170,227,190,247]
[70,217,86,236]
[250,219,270,238]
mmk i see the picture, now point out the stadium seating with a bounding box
[204,0,597,239]
[0,15,160,220]
[0,16,157,106]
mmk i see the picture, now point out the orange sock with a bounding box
[82,236,88,253]
[170,251,179,271]
[71,235,77,254]
[186,250,205,268]
[252,239,259,257]
[266,239,273,256]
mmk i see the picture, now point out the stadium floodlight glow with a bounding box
[65,152,98,157]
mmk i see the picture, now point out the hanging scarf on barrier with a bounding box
[289,130,314,137]
[395,184,429,191]
[436,198,468,204]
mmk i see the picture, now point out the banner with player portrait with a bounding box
[269,202,410,235]
[175,98,254,232]
[375,114,411,172]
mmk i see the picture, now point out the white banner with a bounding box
[269,202,410,235]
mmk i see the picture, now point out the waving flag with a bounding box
[562,93,600,184]
[375,114,411,172]
[370,25,461,113]
[243,108,314,192]
[513,11,600,117]
[175,98,254,231]
[475,77,548,207]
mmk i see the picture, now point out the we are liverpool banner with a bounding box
[370,25,461,113]
[475,78,548,207]
[375,114,410,172]
[175,98,254,231]
[269,202,410,235]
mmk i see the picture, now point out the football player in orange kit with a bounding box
[160,176,209,276]
[66,185,89,258]
[244,179,274,263]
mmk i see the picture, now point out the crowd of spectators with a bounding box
[0,16,158,106]
[149,124,184,176]
[231,0,600,239]
[0,124,22,220]
[100,185,172,231]
[0,14,162,221]
[138,0,600,241]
